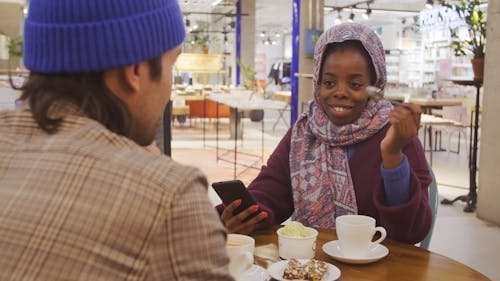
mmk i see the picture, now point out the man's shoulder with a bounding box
[115,147,206,187]
[57,116,207,194]
[77,135,206,191]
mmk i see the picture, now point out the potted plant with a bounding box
[437,0,487,81]
[1,34,24,89]
[236,59,265,121]
[195,34,210,54]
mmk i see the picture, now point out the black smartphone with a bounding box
[211,180,261,220]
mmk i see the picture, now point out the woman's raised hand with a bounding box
[381,103,422,168]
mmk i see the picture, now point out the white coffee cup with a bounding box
[225,234,255,277]
[335,215,387,259]
[277,226,318,259]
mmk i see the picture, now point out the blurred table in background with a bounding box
[410,98,463,114]
[412,99,464,166]
[420,114,457,165]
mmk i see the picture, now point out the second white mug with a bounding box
[225,234,254,277]
[335,215,386,258]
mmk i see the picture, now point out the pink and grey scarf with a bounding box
[289,23,393,228]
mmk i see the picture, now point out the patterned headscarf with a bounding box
[289,23,393,228]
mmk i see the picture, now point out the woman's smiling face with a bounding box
[317,43,374,126]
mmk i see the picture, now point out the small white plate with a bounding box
[236,264,269,281]
[322,240,389,265]
[267,259,341,281]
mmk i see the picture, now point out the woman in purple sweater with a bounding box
[220,23,432,244]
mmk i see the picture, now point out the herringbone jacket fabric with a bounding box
[0,108,234,281]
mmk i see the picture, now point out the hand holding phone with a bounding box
[212,180,267,234]
[212,180,259,216]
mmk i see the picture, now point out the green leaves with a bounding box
[195,35,210,47]
[236,59,256,81]
[8,37,23,58]
[0,33,22,58]
[437,0,486,58]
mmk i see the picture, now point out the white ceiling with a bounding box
[255,0,427,34]
[177,0,429,44]
[0,0,429,39]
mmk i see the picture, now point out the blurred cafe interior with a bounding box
[1,0,499,279]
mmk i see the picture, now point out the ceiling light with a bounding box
[263,37,276,46]
[363,6,372,20]
[260,31,265,38]
[211,0,222,6]
[275,33,281,38]
[334,10,342,25]
[348,6,355,23]
[425,0,433,9]
[348,12,355,22]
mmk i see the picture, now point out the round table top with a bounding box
[251,226,489,281]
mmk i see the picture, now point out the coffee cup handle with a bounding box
[228,251,252,277]
[372,226,387,245]
[235,252,253,274]
[243,251,254,266]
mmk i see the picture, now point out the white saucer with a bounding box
[322,240,389,265]
[267,259,341,281]
[236,264,269,281]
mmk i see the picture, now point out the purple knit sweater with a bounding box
[219,125,432,244]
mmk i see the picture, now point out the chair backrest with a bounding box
[420,163,438,250]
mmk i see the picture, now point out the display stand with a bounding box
[210,93,289,179]
[212,94,264,179]
[441,80,482,212]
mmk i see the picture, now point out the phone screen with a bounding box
[211,180,260,220]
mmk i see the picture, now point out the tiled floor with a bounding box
[172,109,500,280]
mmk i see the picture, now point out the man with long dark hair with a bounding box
[0,1,234,280]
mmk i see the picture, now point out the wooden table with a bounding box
[271,91,292,103]
[420,114,457,165]
[252,226,489,281]
[410,98,463,114]
[410,98,463,107]
[409,99,463,165]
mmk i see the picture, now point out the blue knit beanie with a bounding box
[23,0,186,73]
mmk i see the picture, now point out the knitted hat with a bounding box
[23,0,186,73]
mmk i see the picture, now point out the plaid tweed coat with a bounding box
[0,108,234,281]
